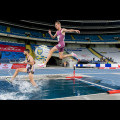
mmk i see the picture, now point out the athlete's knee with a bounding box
[29,79,32,82]
[29,77,34,83]
[16,68,19,72]
[49,50,54,54]
[59,56,63,60]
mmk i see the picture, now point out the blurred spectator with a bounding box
[77,59,81,64]
[63,61,69,67]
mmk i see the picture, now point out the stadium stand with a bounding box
[93,47,120,63]
[0,20,120,65]
[0,41,25,47]
[0,41,25,63]
[0,24,120,43]
[66,48,100,61]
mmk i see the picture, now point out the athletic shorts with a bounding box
[56,43,65,52]
[27,65,35,74]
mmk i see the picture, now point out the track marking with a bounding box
[76,78,115,91]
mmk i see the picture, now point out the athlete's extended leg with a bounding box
[44,46,58,65]
[59,52,78,59]
[38,46,58,67]
[59,52,72,59]
[28,73,37,87]
[11,68,27,82]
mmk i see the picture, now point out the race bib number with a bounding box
[57,35,60,42]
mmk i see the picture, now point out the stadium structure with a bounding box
[0,19,120,68]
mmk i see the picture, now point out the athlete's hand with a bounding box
[48,30,52,35]
[75,30,80,34]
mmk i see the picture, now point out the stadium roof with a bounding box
[1,19,120,34]
[59,20,120,23]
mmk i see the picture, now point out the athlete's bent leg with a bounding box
[11,68,27,82]
[28,73,37,87]
[59,52,72,59]
[44,46,58,65]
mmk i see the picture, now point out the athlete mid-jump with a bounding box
[38,21,80,67]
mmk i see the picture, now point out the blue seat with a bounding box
[1,51,25,60]
[65,35,72,39]
[0,25,7,32]
[1,24,120,43]
[0,41,25,47]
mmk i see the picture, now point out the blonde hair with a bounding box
[55,21,61,26]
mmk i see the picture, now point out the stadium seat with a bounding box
[0,24,120,43]
[0,41,26,63]
[1,51,25,60]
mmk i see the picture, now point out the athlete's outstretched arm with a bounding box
[62,28,80,34]
[48,30,57,39]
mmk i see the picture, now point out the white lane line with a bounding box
[76,78,115,91]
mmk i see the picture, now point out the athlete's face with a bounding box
[24,51,28,56]
[55,23,61,30]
